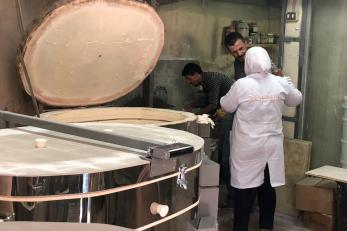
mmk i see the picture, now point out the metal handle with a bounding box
[150,202,169,217]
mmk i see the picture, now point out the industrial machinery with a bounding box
[0,110,203,230]
[0,0,207,230]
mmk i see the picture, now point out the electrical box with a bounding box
[286,12,298,22]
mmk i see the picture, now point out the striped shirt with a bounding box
[201,72,234,107]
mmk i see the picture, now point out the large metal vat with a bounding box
[0,120,203,230]
[40,107,199,134]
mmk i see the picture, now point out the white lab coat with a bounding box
[220,47,302,189]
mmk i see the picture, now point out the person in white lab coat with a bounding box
[220,46,302,231]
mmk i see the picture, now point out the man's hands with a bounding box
[273,69,284,77]
[198,104,217,115]
[184,103,218,116]
[183,104,193,112]
[216,108,227,118]
[211,108,227,121]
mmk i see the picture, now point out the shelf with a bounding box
[159,56,198,61]
[247,43,280,48]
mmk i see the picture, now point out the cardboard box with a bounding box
[295,177,336,215]
[199,158,220,187]
[303,211,335,231]
[204,138,218,161]
[203,138,212,158]
[198,187,219,217]
[198,123,211,138]
[187,217,218,231]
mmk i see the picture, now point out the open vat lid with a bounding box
[18,0,164,107]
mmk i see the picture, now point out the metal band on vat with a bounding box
[0,160,202,202]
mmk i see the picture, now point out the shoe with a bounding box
[0,213,15,222]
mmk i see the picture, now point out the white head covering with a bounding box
[244,46,271,76]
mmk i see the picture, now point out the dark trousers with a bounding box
[233,165,276,231]
[218,117,234,200]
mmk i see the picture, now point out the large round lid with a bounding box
[18,0,164,107]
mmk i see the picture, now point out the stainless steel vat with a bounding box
[0,123,203,230]
[4,1,209,230]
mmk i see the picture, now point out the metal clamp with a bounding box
[177,165,188,190]
[31,178,46,195]
[150,143,194,160]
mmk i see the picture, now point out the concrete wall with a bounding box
[304,0,347,168]
[158,0,281,74]
[0,0,56,125]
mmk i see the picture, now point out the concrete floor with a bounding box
[218,208,311,231]
[217,184,311,231]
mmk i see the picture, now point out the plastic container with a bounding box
[260,33,268,44]
[236,20,249,38]
[250,32,260,44]
[249,22,258,33]
[267,33,274,44]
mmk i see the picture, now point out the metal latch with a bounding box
[150,143,194,160]
[148,143,193,178]
[31,178,46,195]
[177,165,188,190]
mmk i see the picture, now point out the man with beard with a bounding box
[224,32,283,80]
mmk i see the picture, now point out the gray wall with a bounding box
[155,0,282,112]
[0,0,56,124]
[304,0,347,168]
[158,0,282,73]
[152,59,201,110]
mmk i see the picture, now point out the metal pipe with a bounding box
[15,0,24,38]
[17,48,41,118]
[297,0,312,139]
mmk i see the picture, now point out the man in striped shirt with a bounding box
[182,62,234,207]
[182,63,233,115]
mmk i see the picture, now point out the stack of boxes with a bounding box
[188,157,220,231]
[197,123,212,158]
[295,177,337,231]
[198,158,220,218]
[187,122,220,230]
